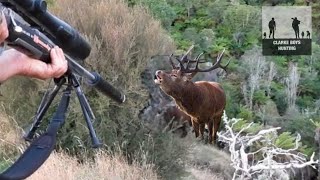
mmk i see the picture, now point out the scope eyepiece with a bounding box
[8,0,91,61]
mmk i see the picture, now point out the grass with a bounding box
[179,133,234,180]
[29,151,158,180]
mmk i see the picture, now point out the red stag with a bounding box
[154,46,229,144]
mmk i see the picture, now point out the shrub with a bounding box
[51,0,175,151]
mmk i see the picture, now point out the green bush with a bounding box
[253,90,269,105]
[133,0,176,29]
[285,116,317,151]
[237,106,254,120]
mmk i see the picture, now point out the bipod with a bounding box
[0,73,101,180]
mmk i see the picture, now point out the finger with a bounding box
[56,47,67,66]
[50,46,59,64]
[50,46,67,78]
[0,28,8,43]
[0,12,8,43]
[61,49,66,61]
[57,47,65,60]
[56,47,66,64]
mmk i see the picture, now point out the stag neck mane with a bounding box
[169,80,195,97]
[168,81,203,114]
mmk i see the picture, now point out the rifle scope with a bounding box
[6,0,91,61]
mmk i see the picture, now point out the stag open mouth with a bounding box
[154,75,162,84]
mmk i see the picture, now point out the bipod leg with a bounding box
[70,74,102,148]
[24,77,66,141]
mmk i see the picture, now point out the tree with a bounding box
[285,63,300,111]
[241,48,267,110]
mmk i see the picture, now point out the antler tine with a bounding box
[214,49,230,72]
[202,48,226,72]
[185,52,204,70]
[181,45,195,62]
[174,56,185,70]
[219,58,231,73]
[186,58,191,69]
[168,54,177,69]
[194,52,204,69]
[173,45,195,71]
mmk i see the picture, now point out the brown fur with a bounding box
[155,70,226,144]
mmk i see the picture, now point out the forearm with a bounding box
[0,49,23,82]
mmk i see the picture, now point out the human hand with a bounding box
[0,46,68,82]
[0,11,8,43]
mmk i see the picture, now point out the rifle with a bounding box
[0,0,125,179]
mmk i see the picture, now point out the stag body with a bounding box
[154,47,228,144]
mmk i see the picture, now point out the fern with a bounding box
[275,132,296,149]
[309,119,320,128]
[233,119,262,134]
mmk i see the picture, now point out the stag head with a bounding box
[154,46,229,96]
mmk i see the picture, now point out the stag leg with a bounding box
[208,120,214,144]
[213,115,222,144]
[191,120,200,138]
[199,123,205,140]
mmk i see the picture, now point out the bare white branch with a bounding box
[218,112,318,179]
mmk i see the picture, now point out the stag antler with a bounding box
[169,46,230,75]
[183,49,230,74]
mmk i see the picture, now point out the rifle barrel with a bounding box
[67,57,126,103]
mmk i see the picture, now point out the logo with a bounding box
[262,6,312,56]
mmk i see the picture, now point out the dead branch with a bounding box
[218,112,318,180]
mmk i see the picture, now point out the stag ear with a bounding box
[185,72,197,80]
[184,73,195,80]
[182,76,189,81]
[176,69,183,76]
